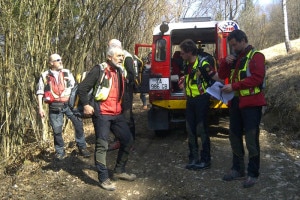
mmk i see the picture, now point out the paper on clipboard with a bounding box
[206,82,234,104]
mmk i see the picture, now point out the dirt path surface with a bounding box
[1,94,300,200]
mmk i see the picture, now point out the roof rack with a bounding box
[179,17,212,22]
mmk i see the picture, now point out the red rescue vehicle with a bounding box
[135,17,239,134]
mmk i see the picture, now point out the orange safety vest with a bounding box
[42,69,71,103]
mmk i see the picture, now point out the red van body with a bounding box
[135,18,239,133]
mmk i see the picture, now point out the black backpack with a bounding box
[133,55,144,93]
[68,72,93,118]
[195,53,217,88]
[69,65,105,118]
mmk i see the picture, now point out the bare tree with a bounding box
[283,0,292,52]
[0,0,172,162]
[287,0,300,39]
[182,0,243,21]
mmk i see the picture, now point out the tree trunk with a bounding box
[282,0,292,52]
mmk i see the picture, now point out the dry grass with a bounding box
[261,38,300,60]
[261,38,300,139]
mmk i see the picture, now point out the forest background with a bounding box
[0,0,299,167]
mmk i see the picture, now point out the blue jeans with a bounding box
[92,114,133,182]
[229,97,262,177]
[186,93,211,163]
[49,103,87,155]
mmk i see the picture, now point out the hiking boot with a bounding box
[108,140,120,151]
[243,176,257,188]
[185,159,199,170]
[193,161,211,170]
[114,172,136,181]
[222,170,245,181]
[79,148,91,158]
[55,152,65,161]
[100,178,116,191]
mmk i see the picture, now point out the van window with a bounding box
[155,39,166,61]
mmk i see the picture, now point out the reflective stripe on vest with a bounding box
[198,59,210,90]
[230,50,261,96]
[185,57,210,97]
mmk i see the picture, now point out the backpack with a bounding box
[199,52,217,70]
[196,53,217,88]
[68,64,106,118]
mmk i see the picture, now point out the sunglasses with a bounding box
[52,59,62,62]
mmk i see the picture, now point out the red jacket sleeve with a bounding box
[218,58,231,80]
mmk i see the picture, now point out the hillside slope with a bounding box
[261,38,300,140]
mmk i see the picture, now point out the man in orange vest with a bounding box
[36,53,91,161]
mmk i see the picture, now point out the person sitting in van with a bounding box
[171,51,184,92]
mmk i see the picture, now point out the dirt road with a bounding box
[1,94,299,200]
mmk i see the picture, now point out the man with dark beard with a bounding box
[77,47,136,191]
[218,29,266,188]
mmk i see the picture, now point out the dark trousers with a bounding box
[140,93,147,106]
[122,108,135,140]
[186,93,211,163]
[229,97,262,177]
[122,84,136,139]
[92,114,133,182]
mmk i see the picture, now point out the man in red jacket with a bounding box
[218,29,266,188]
[107,39,136,151]
[77,47,136,191]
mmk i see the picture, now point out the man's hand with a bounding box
[221,84,233,93]
[37,95,46,118]
[178,76,185,90]
[225,55,236,64]
[39,108,46,118]
[83,105,94,116]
